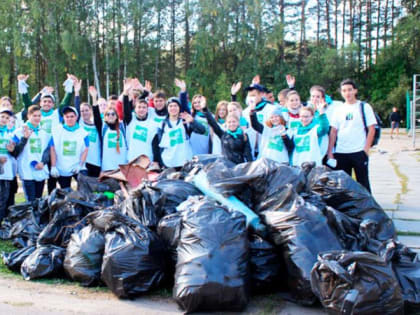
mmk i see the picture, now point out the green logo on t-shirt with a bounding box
[107,132,122,148]
[169,128,183,147]
[199,120,209,136]
[154,116,165,123]
[267,135,284,152]
[289,120,301,129]
[29,138,41,153]
[63,140,77,156]
[41,119,52,134]
[257,113,264,123]
[133,125,148,142]
[84,126,97,143]
[0,139,8,154]
[295,135,310,153]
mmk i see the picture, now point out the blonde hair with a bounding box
[300,106,314,116]
[215,100,228,120]
[286,90,300,101]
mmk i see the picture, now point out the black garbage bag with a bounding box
[157,212,182,264]
[100,223,166,298]
[173,197,249,313]
[261,197,343,305]
[20,245,66,280]
[2,246,36,272]
[153,180,202,215]
[77,173,120,194]
[323,206,362,251]
[311,250,404,314]
[6,203,44,248]
[121,184,162,229]
[182,154,226,174]
[48,188,72,215]
[64,225,105,287]
[86,208,140,233]
[254,184,298,213]
[309,169,396,241]
[37,203,87,248]
[249,234,281,293]
[390,243,420,307]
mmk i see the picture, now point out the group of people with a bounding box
[0,73,378,221]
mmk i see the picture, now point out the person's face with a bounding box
[40,97,54,112]
[0,113,10,126]
[392,107,397,112]
[192,96,203,111]
[81,104,92,122]
[287,95,301,111]
[300,110,313,126]
[226,116,239,132]
[7,116,15,129]
[228,104,241,117]
[108,100,117,108]
[270,114,282,126]
[1,100,12,110]
[154,97,166,111]
[278,95,286,106]
[310,90,324,106]
[29,110,41,126]
[247,90,262,104]
[168,102,180,116]
[63,111,77,127]
[98,98,107,113]
[104,110,118,124]
[266,92,275,103]
[218,105,227,119]
[135,102,148,118]
[340,84,357,103]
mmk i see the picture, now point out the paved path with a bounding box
[0,129,419,314]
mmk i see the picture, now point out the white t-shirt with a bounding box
[330,100,377,153]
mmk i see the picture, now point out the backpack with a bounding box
[360,102,382,146]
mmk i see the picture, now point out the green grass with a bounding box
[397,231,420,237]
[389,154,409,204]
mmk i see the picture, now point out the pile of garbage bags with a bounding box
[0,157,419,314]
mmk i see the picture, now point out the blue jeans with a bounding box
[23,180,45,202]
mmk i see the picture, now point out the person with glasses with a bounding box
[89,86,128,172]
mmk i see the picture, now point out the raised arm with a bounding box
[122,78,133,125]
[250,111,264,133]
[175,79,191,114]
[89,86,103,137]
[203,110,224,138]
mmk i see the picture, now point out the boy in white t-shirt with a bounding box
[327,79,377,192]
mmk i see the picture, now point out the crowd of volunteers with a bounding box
[0,73,377,220]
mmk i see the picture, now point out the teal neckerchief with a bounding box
[218,118,225,124]
[196,111,206,118]
[255,100,268,110]
[8,126,15,133]
[41,109,54,117]
[0,125,7,135]
[226,127,243,139]
[27,122,40,135]
[239,116,248,127]
[297,120,316,135]
[63,123,80,132]
[100,113,104,119]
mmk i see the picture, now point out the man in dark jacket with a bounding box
[389,107,402,139]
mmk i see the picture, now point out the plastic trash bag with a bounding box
[77,173,120,194]
[308,169,396,241]
[100,223,166,298]
[20,245,66,280]
[37,203,86,248]
[64,225,105,287]
[121,184,162,229]
[153,180,202,215]
[261,197,343,305]
[311,250,404,314]
[2,246,36,272]
[157,212,182,263]
[249,234,281,293]
[173,197,249,313]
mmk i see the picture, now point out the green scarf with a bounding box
[226,127,243,139]
[63,123,80,132]
[41,109,54,117]
[27,122,40,135]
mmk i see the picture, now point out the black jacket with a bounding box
[204,111,253,164]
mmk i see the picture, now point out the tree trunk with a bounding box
[383,0,389,48]
[376,0,381,59]
[342,0,346,47]
[334,0,338,48]
[316,0,320,45]
[155,0,161,88]
[184,0,190,74]
[326,0,331,45]
[171,0,176,82]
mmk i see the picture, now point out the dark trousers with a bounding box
[334,150,371,192]
[58,175,77,189]
[0,180,12,221]
[7,177,17,208]
[48,177,58,194]
[23,180,45,202]
[85,163,101,177]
